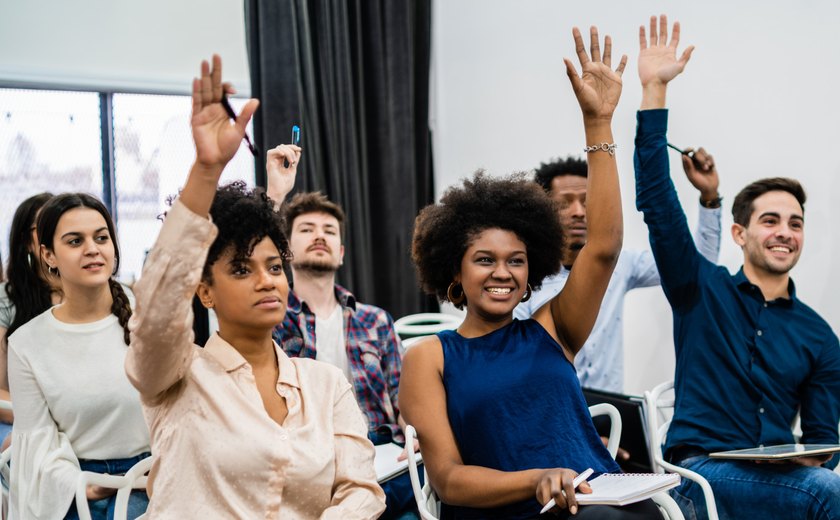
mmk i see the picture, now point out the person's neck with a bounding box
[53,282,112,323]
[457,309,512,338]
[218,324,277,370]
[743,263,791,301]
[562,247,581,270]
[291,268,340,318]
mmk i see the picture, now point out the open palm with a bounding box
[638,15,694,87]
[565,27,626,121]
[190,55,259,168]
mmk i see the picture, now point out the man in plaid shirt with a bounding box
[268,177,415,519]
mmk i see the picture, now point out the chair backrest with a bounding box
[394,313,461,340]
[75,456,151,520]
[643,380,719,520]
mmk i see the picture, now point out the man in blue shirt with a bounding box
[634,15,840,519]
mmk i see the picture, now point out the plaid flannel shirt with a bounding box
[273,285,404,442]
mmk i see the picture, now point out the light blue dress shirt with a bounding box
[513,204,721,392]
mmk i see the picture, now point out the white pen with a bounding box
[539,467,595,515]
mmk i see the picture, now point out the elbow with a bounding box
[588,233,623,267]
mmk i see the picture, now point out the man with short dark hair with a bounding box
[515,153,722,393]
[264,146,415,520]
[634,15,840,519]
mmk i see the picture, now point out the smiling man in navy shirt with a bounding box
[634,15,840,520]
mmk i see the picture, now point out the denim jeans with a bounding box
[670,455,840,520]
[64,452,151,520]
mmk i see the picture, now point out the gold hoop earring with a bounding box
[521,283,532,302]
[446,282,465,306]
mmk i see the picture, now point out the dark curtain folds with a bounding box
[245,0,435,318]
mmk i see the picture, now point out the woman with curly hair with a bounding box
[124,55,384,518]
[400,27,661,519]
[8,192,150,519]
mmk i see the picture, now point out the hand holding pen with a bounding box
[538,467,594,515]
[668,143,720,203]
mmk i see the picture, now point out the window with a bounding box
[0,88,255,283]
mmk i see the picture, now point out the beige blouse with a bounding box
[125,200,385,519]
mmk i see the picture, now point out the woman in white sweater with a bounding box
[8,193,150,519]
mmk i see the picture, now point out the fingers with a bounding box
[659,14,668,46]
[268,144,303,165]
[191,78,202,117]
[235,98,260,132]
[649,15,657,46]
[679,45,695,67]
[639,25,647,50]
[578,481,593,495]
[589,26,601,63]
[563,58,582,93]
[692,147,714,171]
[211,54,223,101]
[615,54,628,77]
[562,473,579,515]
[222,82,237,96]
[572,27,590,66]
[670,20,681,48]
[603,35,612,67]
[200,60,213,106]
[547,475,568,510]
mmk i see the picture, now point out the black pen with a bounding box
[221,93,259,156]
[667,142,694,158]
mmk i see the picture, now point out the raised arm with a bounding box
[265,144,302,210]
[536,26,626,354]
[633,15,709,312]
[126,55,258,402]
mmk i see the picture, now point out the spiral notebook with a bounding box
[374,443,423,483]
[575,473,680,506]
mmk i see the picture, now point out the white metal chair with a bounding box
[75,455,152,520]
[405,404,683,519]
[394,313,461,340]
[644,380,719,520]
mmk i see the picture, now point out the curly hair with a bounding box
[203,181,292,283]
[411,171,564,307]
[534,155,588,193]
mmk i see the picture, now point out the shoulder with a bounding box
[7,307,55,356]
[290,356,349,394]
[402,335,443,372]
[353,301,394,326]
[0,282,13,327]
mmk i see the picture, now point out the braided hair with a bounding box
[37,193,132,345]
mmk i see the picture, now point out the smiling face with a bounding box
[41,207,115,290]
[549,175,587,259]
[288,211,345,274]
[732,190,804,277]
[457,228,528,319]
[199,236,290,332]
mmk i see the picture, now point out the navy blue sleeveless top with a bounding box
[439,318,620,519]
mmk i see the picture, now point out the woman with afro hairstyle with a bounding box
[125,55,385,518]
[400,27,661,519]
[8,192,149,519]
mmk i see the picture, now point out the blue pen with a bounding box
[292,125,301,146]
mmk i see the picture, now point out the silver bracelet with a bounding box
[583,142,617,156]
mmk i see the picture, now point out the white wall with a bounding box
[431,1,840,395]
[0,0,251,94]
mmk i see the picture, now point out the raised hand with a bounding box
[680,147,720,202]
[564,26,627,122]
[190,54,259,170]
[638,15,694,109]
[266,144,303,205]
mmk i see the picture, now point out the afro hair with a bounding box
[202,181,292,283]
[411,171,564,308]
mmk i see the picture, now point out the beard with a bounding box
[292,258,340,274]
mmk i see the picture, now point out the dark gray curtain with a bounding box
[245,0,435,318]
